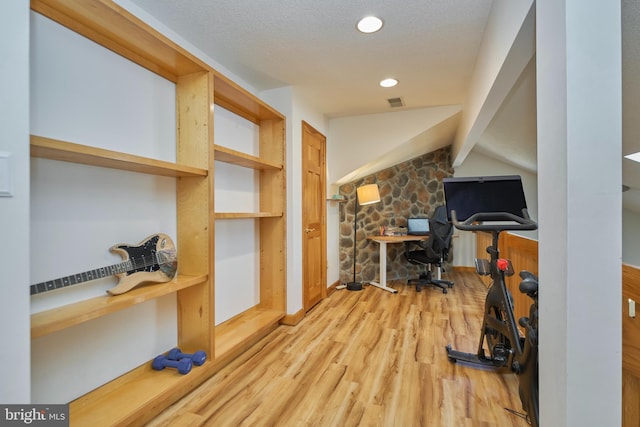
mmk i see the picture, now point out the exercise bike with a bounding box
[442,176,538,427]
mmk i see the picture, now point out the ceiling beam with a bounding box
[452,0,535,167]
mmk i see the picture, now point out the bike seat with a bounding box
[519,270,538,281]
[519,271,538,294]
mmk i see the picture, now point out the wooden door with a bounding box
[623,263,640,426]
[302,121,326,311]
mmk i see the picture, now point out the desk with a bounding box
[367,235,429,293]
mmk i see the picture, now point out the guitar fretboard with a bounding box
[30,254,159,295]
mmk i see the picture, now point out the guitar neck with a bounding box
[30,255,158,295]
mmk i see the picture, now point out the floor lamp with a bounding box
[346,183,381,291]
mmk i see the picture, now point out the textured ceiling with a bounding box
[127,0,493,118]
[125,0,640,212]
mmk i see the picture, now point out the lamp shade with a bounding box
[357,184,380,206]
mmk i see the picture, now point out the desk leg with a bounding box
[367,241,398,294]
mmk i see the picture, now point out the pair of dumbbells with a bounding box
[151,347,207,375]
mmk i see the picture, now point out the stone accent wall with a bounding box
[338,146,454,284]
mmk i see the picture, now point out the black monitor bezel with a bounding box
[443,175,528,222]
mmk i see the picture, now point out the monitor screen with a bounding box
[443,175,528,221]
[407,217,430,235]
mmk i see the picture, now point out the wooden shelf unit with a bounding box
[31,135,209,177]
[214,144,282,170]
[213,140,286,220]
[29,0,286,425]
[31,275,207,339]
[212,97,287,351]
[212,85,287,358]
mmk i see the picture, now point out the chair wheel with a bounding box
[416,286,421,292]
[442,289,447,294]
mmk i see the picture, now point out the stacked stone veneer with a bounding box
[339,146,454,284]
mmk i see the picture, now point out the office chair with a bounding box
[405,205,455,293]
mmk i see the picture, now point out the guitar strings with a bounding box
[31,250,177,289]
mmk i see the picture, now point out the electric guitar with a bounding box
[30,233,177,296]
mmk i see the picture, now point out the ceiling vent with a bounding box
[387,97,404,108]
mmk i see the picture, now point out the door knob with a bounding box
[305,227,316,233]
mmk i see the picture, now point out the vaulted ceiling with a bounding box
[124,0,640,212]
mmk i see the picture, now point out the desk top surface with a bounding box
[368,235,429,243]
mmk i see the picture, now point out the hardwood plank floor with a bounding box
[148,270,529,427]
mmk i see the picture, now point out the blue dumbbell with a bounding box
[152,354,192,374]
[167,347,207,366]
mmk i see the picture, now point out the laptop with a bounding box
[407,217,430,236]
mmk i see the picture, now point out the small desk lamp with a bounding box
[346,183,381,291]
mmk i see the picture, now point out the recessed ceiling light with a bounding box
[625,152,640,163]
[380,78,398,88]
[357,16,383,34]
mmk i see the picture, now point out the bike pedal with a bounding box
[492,344,510,363]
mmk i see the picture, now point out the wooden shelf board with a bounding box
[213,72,284,124]
[214,145,282,170]
[70,305,283,426]
[70,307,283,425]
[31,0,208,82]
[31,135,208,178]
[215,212,283,219]
[70,355,217,427]
[215,307,284,360]
[31,274,208,339]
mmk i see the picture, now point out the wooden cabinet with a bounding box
[29,0,285,425]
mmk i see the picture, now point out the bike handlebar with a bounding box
[450,209,538,232]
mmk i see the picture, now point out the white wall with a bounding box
[328,106,460,185]
[115,1,260,99]
[214,107,261,324]
[453,0,535,166]
[0,0,30,404]
[537,0,622,424]
[30,12,178,403]
[261,87,328,313]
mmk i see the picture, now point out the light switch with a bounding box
[0,152,12,197]
[629,298,636,318]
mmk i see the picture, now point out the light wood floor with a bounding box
[148,271,529,427]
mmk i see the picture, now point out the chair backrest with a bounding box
[428,205,453,255]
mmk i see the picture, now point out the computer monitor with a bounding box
[407,217,430,236]
[443,175,528,221]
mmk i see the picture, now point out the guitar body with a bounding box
[107,233,177,295]
[30,233,177,296]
